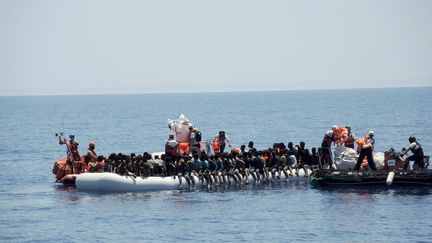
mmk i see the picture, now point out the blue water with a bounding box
[0,87,432,242]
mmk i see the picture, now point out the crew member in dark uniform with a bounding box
[354,131,377,171]
[401,136,425,170]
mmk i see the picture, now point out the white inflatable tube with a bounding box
[76,168,312,192]
[386,171,395,186]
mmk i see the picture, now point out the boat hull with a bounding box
[309,169,432,187]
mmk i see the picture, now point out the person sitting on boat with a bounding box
[59,134,81,173]
[320,130,334,169]
[400,136,425,170]
[286,142,297,158]
[310,147,320,169]
[214,131,231,154]
[344,126,356,149]
[91,155,105,172]
[296,141,311,166]
[247,141,255,152]
[354,132,377,171]
[165,135,178,176]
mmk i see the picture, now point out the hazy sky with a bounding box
[1,0,431,95]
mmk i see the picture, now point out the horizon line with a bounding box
[0,85,430,97]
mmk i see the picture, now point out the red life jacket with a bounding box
[345,134,355,146]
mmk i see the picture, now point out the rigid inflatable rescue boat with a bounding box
[309,169,432,187]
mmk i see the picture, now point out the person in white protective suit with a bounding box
[168,114,195,143]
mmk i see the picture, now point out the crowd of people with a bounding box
[56,115,427,183]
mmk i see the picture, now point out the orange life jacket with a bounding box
[345,133,355,146]
[231,148,240,154]
[53,157,68,181]
[213,140,220,154]
[178,143,190,156]
[334,127,348,144]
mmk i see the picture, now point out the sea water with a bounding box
[0,87,431,242]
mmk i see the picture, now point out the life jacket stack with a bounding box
[52,156,87,182]
[334,127,349,145]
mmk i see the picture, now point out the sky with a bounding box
[0,0,431,96]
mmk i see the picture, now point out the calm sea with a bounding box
[0,87,431,242]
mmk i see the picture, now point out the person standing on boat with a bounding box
[189,127,202,157]
[320,130,334,169]
[59,134,81,173]
[354,131,377,171]
[86,141,97,163]
[214,131,231,154]
[400,136,425,170]
[344,126,356,149]
[165,135,179,176]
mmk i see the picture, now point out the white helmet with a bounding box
[332,125,338,130]
[326,130,333,137]
[368,131,374,136]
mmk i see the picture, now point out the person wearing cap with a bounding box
[320,130,334,169]
[59,134,80,162]
[59,134,81,173]
[214,131,231,154]
[368,131,375,150]
[354,131,377,171]
[165,134,179,176]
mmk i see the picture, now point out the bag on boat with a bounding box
[168,114,193,143]
[373,152,385,170]
[332,145,357,170]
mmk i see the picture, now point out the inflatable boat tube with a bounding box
[76,168,312,192]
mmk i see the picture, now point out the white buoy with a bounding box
[386,171,395,185]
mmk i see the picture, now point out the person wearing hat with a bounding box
[165,134,179,176]
[354,131,377,171]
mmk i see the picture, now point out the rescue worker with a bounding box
[400,136,425,170]
[344,126,356,149]
[320,130,334,169]
[165,135,178,176]
[354,131,377,171]
[59,134,81,173]
[214,131,231,154]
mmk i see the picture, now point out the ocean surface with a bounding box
[0,87,431,242]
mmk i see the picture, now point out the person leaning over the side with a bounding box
[400,136,425,170]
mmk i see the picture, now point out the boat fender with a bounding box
[386,171,395,186]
